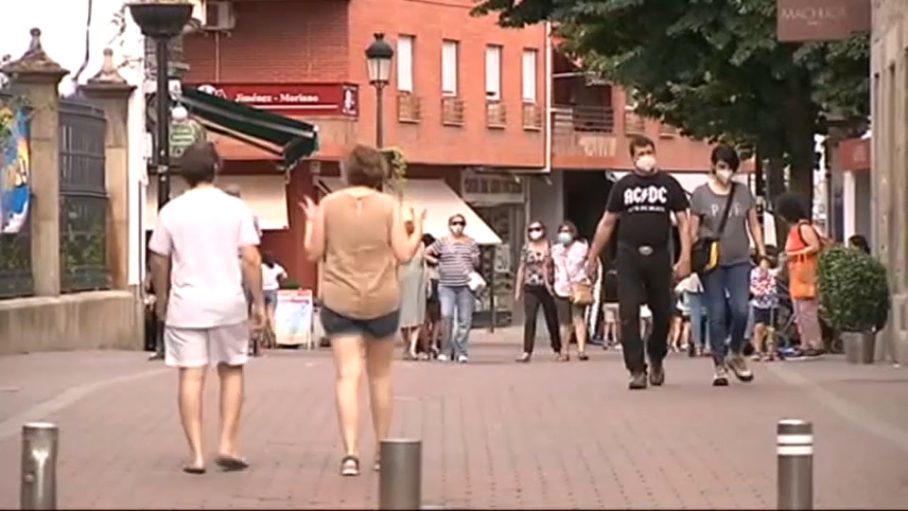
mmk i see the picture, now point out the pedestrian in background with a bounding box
[261,251,287,348]
[551,221,591,362]
[690,144,766,386]
[426,214,481,363]
[398,208,428,360]
[749,253,778,361]
[848,234,871,254]
[422,233,442,359]
[301,144,424,477]
[777,192,826,357]
[148,141,264,475]
[514,220,561,362]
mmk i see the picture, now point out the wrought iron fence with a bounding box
[59,99,110,293]
[0,89,34,298]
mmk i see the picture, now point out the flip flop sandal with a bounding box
[558,353,570,362]
[182,465,206,475]
[214,455,249,472]
[578,352,589,361]
[341,455,360,476]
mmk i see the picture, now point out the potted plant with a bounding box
[817,245,891,364]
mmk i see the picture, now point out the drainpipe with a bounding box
[543,21,553,174]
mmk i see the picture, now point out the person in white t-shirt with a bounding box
[148,142,264,475]
[261,252,287,343]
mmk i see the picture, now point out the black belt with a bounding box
[618,242,666,256]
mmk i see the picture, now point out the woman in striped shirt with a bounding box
[426,213,481,363]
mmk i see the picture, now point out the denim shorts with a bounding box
[320,307,400,340]
[753,306,774,326]
[264,289,278,307]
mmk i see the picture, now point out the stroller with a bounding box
[770,271,841,357]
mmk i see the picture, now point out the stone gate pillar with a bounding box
[2,29,68,297]
[80,49,136,291]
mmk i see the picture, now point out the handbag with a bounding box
[467,271,486,294]
[692,183,736,274]
[571,280,594,306]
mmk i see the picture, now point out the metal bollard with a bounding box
[21,422,59,510]
[379,439,422,510]
[777,419,813,510]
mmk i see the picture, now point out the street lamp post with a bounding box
[129,1,192,361]
[365,33,394,149]
[129,1,192,213]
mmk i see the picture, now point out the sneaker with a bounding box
[515,353,531,363]
[628,371,648,390]
[727,354,754,382]
[649,362,665,387]
[712,365,730,386]
[751,353,763,362]
[457,355,469,363]
[437,354,449,362]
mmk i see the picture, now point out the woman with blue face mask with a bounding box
[550,221,591,361]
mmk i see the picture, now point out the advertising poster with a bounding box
[0,105,30,234]
[274,289,314,349]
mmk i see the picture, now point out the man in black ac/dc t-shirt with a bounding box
[586,135,692,390]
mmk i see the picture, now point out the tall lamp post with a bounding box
[129,1,192,361]
[365,33,394,148]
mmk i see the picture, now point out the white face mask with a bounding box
[528,230,544,241]
[450,224,464,235]
[716,169,733,184]
[635,154,657,173]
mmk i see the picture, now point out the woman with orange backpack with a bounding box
[776,192,828,357]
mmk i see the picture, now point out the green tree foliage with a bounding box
[473,0,869,201]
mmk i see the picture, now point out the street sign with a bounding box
[776,0,871,42]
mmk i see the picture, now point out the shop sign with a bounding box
[461,170,525,205]
[776,0,871,42]
[834,136,871,172]
[188,82,359,117]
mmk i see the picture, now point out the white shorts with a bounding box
[164,322,249,368]
[602,304,618,323]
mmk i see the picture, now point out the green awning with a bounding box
[180,87,319,168]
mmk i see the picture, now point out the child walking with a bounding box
[750,257,778,361]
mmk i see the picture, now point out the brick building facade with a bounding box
[159,0,719,323]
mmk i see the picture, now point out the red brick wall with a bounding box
[183,1,349,83]
[183,0,549,169]
[347,0,548,168]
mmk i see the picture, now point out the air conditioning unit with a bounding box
[204,1,236,31]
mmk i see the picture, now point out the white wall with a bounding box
[3,0,148,286]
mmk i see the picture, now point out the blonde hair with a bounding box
[343,144,388,189]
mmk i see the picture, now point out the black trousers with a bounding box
[522,285,562,354]
[615,243,674,373]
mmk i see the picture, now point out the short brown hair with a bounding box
[342,144,388,189]
[178,141,221,187]
[628,134,655,157]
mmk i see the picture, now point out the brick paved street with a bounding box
[1,328,908,509]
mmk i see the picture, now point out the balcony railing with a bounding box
[397,92,421,123]
[552,105,617,160]
[442,97,465,126]
[522,103,543,130]
[312,117,356,147]
[658,123,677,138]
[623,109,646,134]
[485,101,506,129]
[552,105,615,133]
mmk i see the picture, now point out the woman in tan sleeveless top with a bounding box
[301,144,425,476]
